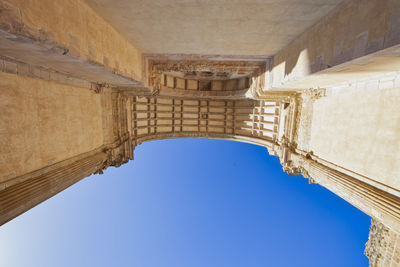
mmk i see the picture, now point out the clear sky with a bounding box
[0,138,370,267]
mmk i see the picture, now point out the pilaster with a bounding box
[0,150,108,226]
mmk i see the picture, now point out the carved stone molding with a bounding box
[284,150,400,233]
[143,55,268,99]
[91,82,111,94]
[280,149,316,184]
[129,95,280,148]
[292,88,327,152]
[303,88,327,101]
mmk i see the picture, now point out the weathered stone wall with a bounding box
[0,72,104,182]
[365,218,400,266]
[2,0,142,81]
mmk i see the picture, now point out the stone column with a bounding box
[286,151,400,233]
[0,151,108,226]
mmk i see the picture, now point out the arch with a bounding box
[128,96,282,151]
[135,133,271,148]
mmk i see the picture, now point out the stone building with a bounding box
[0,0,400,265]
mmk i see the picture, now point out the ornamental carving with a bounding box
[143,55,267,98]
[303,88,327,101]
[282,160,315,184]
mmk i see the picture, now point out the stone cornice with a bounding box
[143,54,269,99]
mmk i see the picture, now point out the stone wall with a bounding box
[0,72,104,182]
[270,0,400,89]
[308,72,400,195]
[365,219,400,266]
[1,0,143,81]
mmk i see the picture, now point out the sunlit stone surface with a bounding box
[1,0,400,265]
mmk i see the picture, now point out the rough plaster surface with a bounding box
[0,72,104,181]
[84,0,343,55]
[309,75,400,191]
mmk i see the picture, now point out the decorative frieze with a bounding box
[143,55,268,99]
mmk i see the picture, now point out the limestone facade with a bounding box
[1,0,400,265]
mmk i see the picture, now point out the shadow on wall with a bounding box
[269,0,400,88]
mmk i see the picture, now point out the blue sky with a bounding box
[0,138,370,267]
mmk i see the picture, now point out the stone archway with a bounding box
[1,1,400,263]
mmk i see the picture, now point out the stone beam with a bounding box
[0,0,144,87]
[265,0,400,91]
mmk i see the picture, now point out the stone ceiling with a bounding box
[84,0,344,56]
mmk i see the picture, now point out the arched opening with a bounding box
[0,138,371,267]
